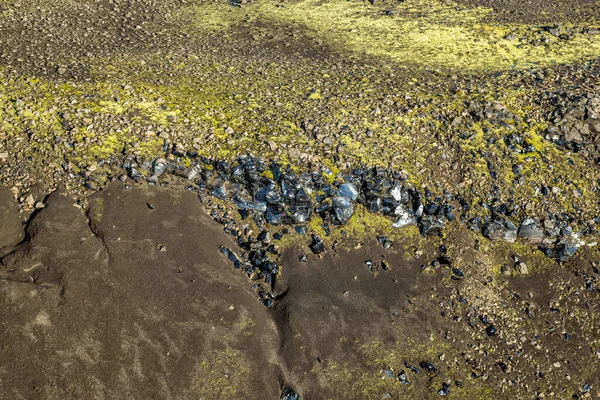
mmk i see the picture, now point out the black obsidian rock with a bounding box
[438,382,450,396]
[420,361,438,373]
[309,235,325,254]
[486,325,498,336]
[281,387,302,400]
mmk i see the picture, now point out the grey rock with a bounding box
[152,158,168,177]
[518,218,544,244]
[419,215,445,236]
[483,219,517,243]
[281,387,302,400]
[338,183,359,200]
[565,127,583,143]
[332,196,354,224]
[502,221,518,242]
[309,235,325,254]
[555,238,579,262]
[393,204,416,228]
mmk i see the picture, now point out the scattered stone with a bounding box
[152,158,168,177]
[381,260,390,271]
[420,215,445,236]
[486,325,499,336]
[119,153,586,266]
[280,386,302,400]
[393,210,416,228]
[483,219,518,243]
[295,226,307,235]
[451,267,464,280]
[258,230,272,243]
[377,235,393,248]
[437,382,450,396]
[404,362,420,373]
[554,238,579,262]
[516,262,529,275]
[397,370,409,384]
[338,183,359,200]
[332,196,354,224]
[419,361,438,373]
[518,218,544,244]
[365,259,376,272]
[219,246,243,269]
[546,94,599,150]
[309,235,325,254]
[583,383,592,393]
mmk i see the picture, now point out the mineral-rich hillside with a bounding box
[0,0,599,399]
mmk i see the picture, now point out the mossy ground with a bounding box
[190,347,252,398]
[2,0,599,222]
[2,56,598,221]
[180,0,600,71]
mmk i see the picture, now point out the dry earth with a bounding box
[1,182,599,399]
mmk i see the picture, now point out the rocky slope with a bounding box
[1,0,600,398]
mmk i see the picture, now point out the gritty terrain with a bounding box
[1,0,600,399]
[1,180,599,399]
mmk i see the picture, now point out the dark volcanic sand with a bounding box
[1,183,599,399]
[0,186,23,251]
[0,184,280,399]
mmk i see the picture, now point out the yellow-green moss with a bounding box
[89,197,104,223]
[178,0,600,72]
[481,235,555,276]
[87,134,125,158]
[189,347,251,398]
[310,338,494,399]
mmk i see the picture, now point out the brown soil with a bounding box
[0,186,23,251]
[2,183,599,399]
[0,183,281,399]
